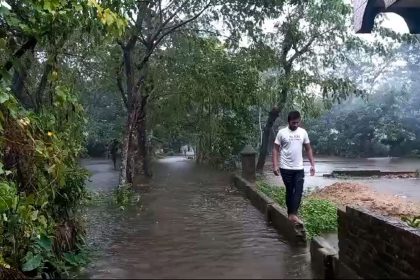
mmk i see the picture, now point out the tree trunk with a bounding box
[119,41,137,186]
[135,118,152,177]
[259,107,263,145]
[256,107,280,172]
[11,56,33,109]
[10,45,35,108]
[135,95,152,178]
[256,65,291,172]
[34,62,54,110]
[119,107,138,185]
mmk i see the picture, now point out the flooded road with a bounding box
[263,157,420,202]
[80,157,313,279]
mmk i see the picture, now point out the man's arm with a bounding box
[304,143,315,176]
[272,143,281,176]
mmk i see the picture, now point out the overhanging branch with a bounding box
[0,37,37,81]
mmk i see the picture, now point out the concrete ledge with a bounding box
[334,258,362,279]
[233,175,274,216]
[233,174,306,245]
[310,236,337,279]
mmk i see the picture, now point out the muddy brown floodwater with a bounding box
[78,157,314,279]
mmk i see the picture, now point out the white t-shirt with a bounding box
[274,126,310,170]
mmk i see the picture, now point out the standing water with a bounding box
[79,157,314,279]
[263,157,420,202]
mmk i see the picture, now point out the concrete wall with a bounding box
[338,207,420,279]
[233,175,306,244]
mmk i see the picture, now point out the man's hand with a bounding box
[310,166,315,176]
[273,167,280,176]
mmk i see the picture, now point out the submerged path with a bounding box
[80,157,313,279]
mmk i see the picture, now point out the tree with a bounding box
[254,0,378,171]
[108,0,287,184]
[148,34,262,167]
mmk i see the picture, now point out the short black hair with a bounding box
[287,110,301,122]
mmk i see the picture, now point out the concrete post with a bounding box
[240,144,257,183]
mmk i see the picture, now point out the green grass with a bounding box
[259,182,286,207]
[257,181,338,238]
[402,216,420,228]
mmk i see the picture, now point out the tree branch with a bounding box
[133,1,212,95]
[288,34,317,64]
[0,37,37,81]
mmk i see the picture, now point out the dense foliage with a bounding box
[149,35,262,167]
[0,0,124,277]
[307,59,420,158]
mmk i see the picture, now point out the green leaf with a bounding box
[0,5,10,16]
[75,5,83,12]
[37,235,53,251]
[44,0,53,12]
[31,210,39,221]
[0,92,10,104]
[63,252,86,266]
[22,252,42,272]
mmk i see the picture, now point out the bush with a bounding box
[0,85,90,277]
[113,184,141,210]
[257,181,338,238]
[300,198,338,238]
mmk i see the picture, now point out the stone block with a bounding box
[310,236,337,278]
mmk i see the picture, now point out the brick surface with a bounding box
[338,206,420,279]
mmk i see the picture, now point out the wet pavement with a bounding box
[79,157,314,279]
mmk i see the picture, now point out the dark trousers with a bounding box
[280,168,304,215]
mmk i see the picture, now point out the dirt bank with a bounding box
[310,182,420,218]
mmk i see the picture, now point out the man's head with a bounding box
[287,110,301,131]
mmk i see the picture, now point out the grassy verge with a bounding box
[257,181,338,238]
[402,216,420,228]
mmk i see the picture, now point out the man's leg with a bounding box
[289,170,304,221]
[280,169,294,215]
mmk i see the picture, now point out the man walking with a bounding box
[272,111,315,225]
[110,138,119,170]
